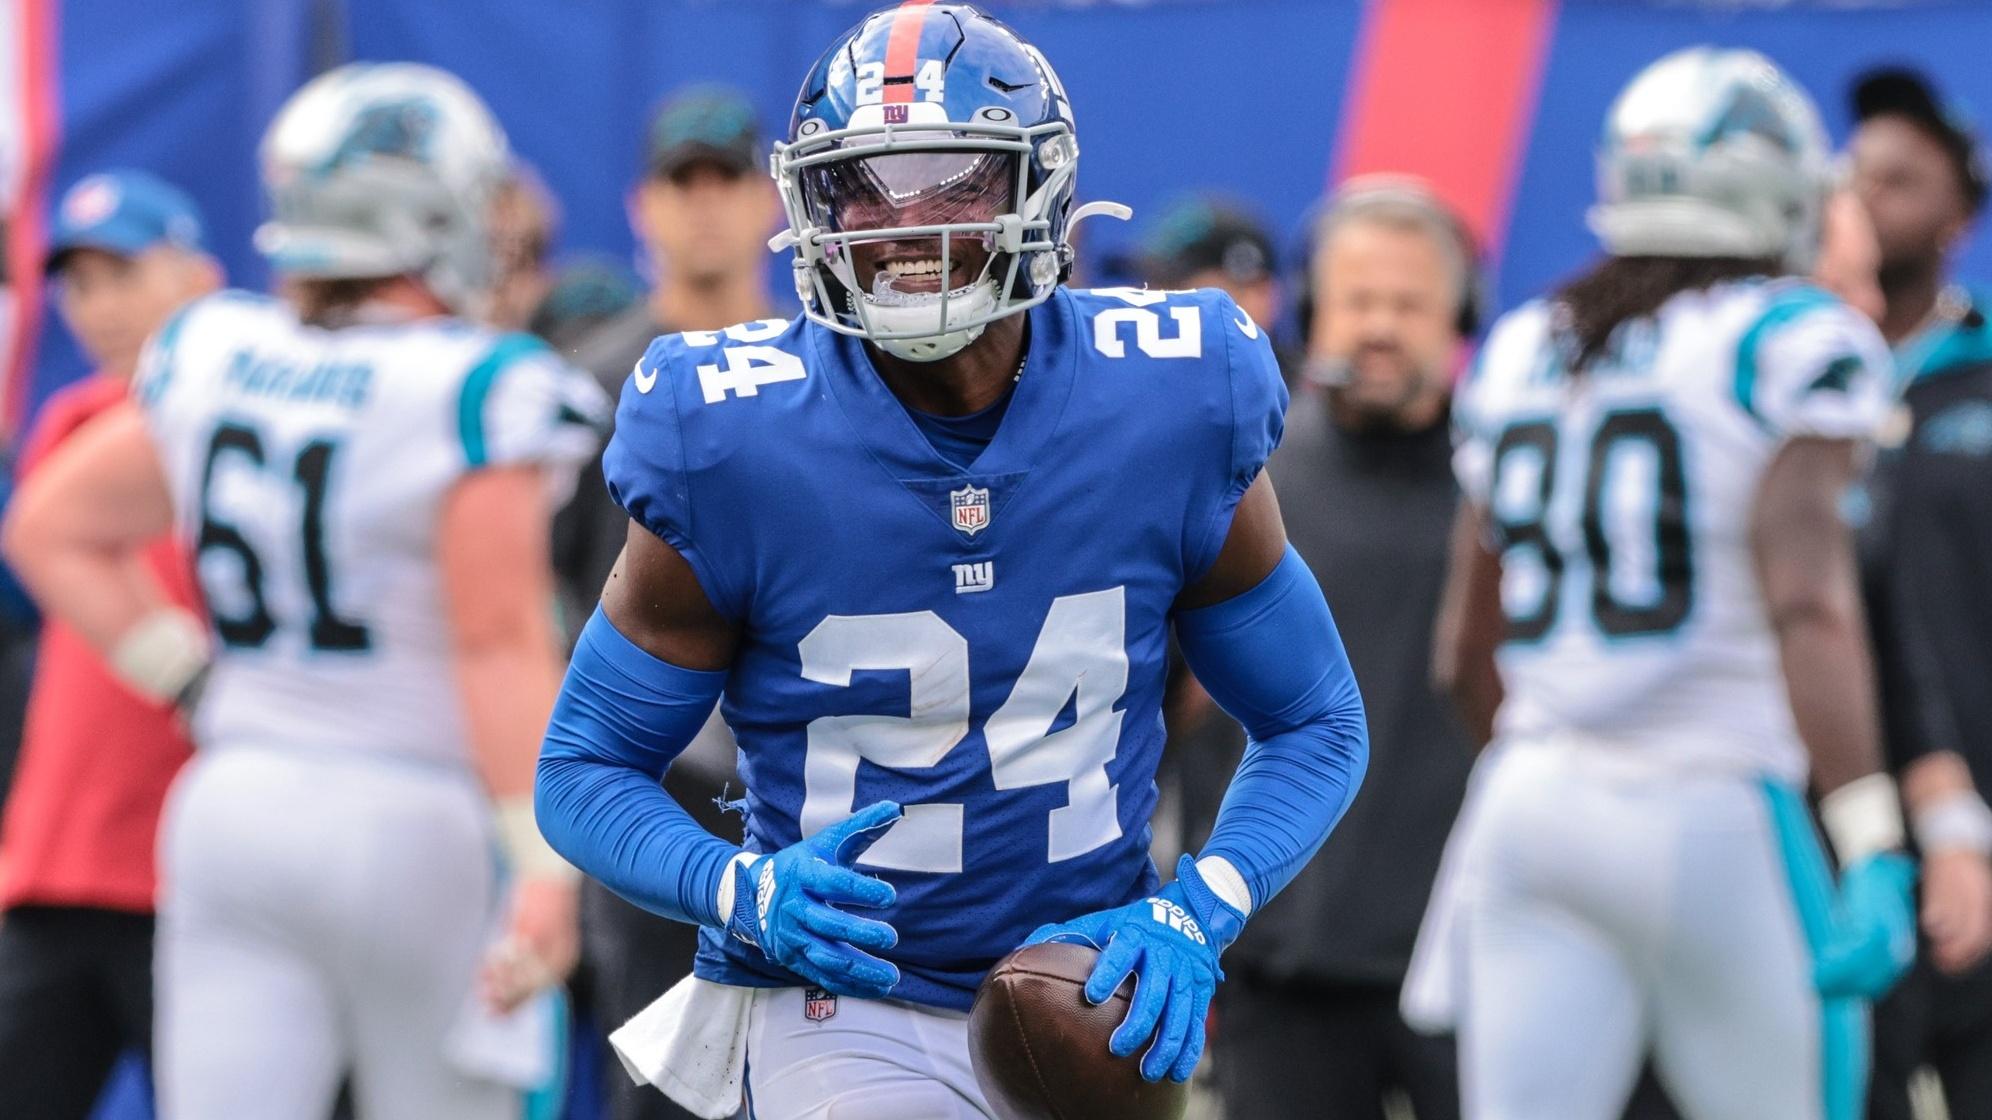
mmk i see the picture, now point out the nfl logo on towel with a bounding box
[950,485,990,537]
[803,988,837,1023]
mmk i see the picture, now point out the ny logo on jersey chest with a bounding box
[953,561,994,595]
[950,484,990,537]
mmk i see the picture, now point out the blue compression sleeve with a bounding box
[1174,545,1369,910]
[535,608,739,928]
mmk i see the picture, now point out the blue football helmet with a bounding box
[772,2,1129,361]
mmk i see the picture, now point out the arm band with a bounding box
[1914,789,1992,856]
[535,607,737,927]
[1174,545,1369,912]
[1820,772,1907,864]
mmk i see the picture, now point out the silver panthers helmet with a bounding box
[256,62,508,314]
[1590,47,1832,270]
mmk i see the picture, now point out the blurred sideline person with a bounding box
[1210,178,1474,1120]
[484,160,560,333]
[0,216,35,844]
[0,170,216,1120]
[1845,66,1992,1120]
[527,259,641,354]
[1,64,607,1120]
[1415,49,1916,1118]
[1139,197,1288,872]
[556,85,776,627]
[551,86,771,1120]
[1136,195,1282,338]
[0,223,33,821]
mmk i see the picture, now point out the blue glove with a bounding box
[1814,852,1918,999]
[726,800,903,999]
[1022,854,1246,1083]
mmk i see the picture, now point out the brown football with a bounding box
[967,941,1189,1120]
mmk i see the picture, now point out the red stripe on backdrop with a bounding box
[882,0,936,104]
[1332,0,1558,257]
[6,0,59,443]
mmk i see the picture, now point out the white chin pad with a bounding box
[875,327,985,362]
[861,276,999,362]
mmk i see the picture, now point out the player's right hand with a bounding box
[1921,848,1992,975]
[726,800,903,999]
[1814,852,1917,999]
[481,872,581,1013]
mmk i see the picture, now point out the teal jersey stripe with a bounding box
[519,991,570,1120]
[1897,287,1992,385]
[1733,285,1841,431]
[137,301,199,409]
[1761,779,1869,1120]
[458,332,549,467]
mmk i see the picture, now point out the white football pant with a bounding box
[1453,738,1866,1120]
[155,746,515,1120]
[745,987,996,1119]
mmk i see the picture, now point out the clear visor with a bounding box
[800,140,1018,236]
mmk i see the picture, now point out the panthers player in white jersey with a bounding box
[1409,49,1919,1119]
[2,65,606,1118]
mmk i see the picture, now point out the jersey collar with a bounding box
[813,289,1079,485]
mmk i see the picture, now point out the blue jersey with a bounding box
[602,286,1286,1009]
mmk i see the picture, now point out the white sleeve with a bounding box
[1736,294,1895,443]
[1453,305,1544,506]
[1452,359,1495,507]
[457,336,612,501]
[131,299,208,446]
[460,339,609,467]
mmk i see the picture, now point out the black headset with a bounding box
[1291,175,1489,346]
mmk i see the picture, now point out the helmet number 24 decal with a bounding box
[854,60,947,106]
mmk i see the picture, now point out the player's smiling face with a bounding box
[807,144,1016,298]
[854,235,991,297]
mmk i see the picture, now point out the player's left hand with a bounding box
[1814,852,1917,1000]
[481,872,581,1013]
[1022,854,1244,1083]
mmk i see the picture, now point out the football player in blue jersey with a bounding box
[535,4,1368,1115]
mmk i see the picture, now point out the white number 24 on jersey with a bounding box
[798,587,1127,873]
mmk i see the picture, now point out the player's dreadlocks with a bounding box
[1552,255,1783,372]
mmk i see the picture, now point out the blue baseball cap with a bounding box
[45,170,207,274]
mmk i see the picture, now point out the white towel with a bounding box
[1401,741,1507,1035]
[610,976,755,1120]
[444,986,562,1089]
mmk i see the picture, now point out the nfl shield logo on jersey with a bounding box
[950,485,991,537]
[803,987,837,1023]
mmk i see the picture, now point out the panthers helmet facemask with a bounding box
[773,3,1128,363]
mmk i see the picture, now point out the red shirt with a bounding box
[0,374,199,913]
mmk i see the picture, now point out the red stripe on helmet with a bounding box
[882,0,937,104]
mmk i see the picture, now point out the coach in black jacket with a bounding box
[1202,180,1476,1120]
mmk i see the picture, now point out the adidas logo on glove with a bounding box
[1145,898,1206,945]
